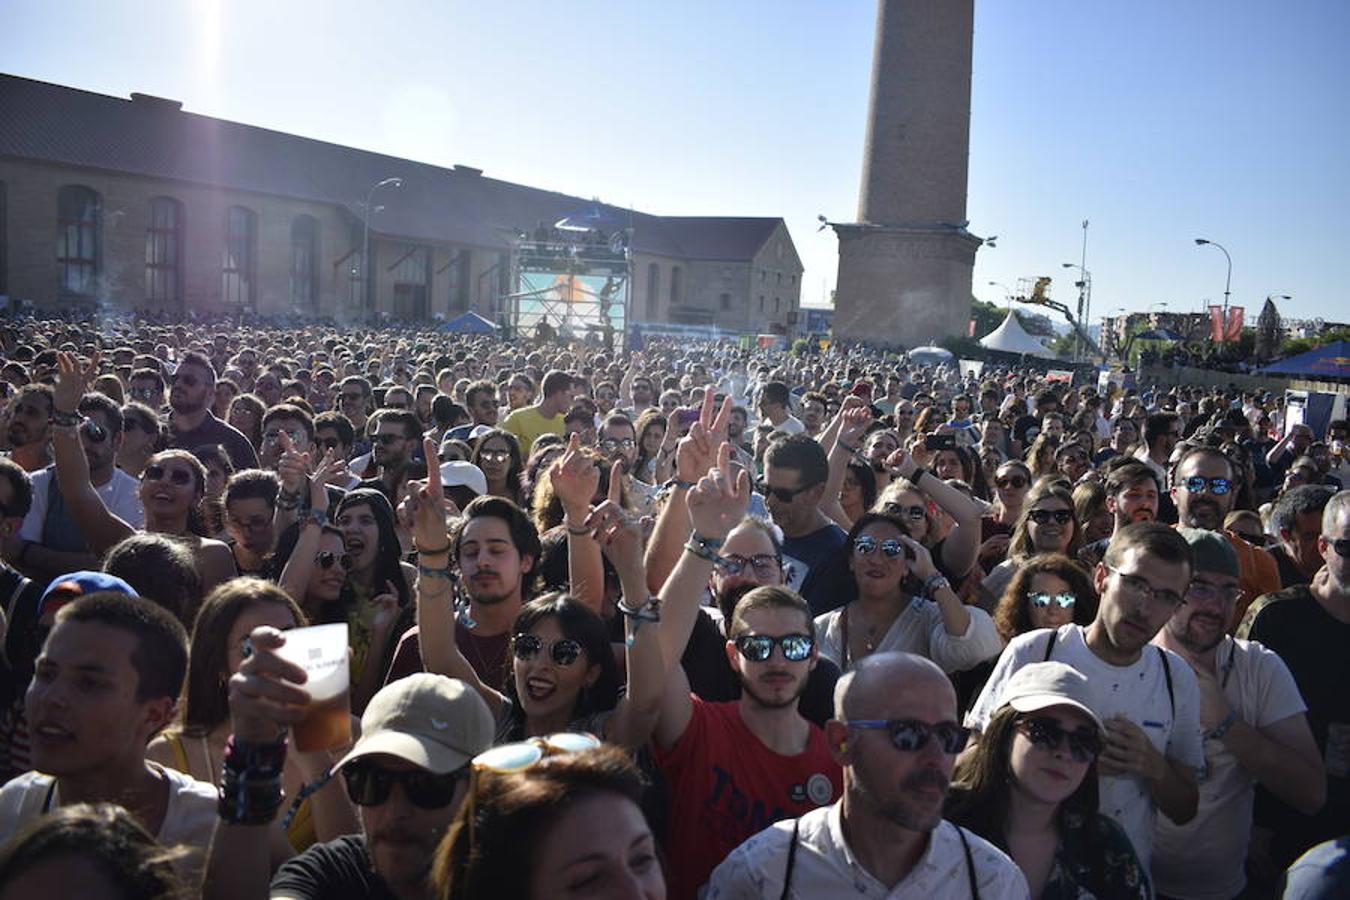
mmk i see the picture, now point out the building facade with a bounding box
[0,75,802,333]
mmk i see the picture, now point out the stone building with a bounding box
[0,74,803,333]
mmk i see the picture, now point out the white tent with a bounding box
[979,310,1057,358]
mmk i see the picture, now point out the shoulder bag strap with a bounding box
[1156,646,1175,718]
[956,825,981,900]
[779,817,800,900]
[1042,626,1058,662]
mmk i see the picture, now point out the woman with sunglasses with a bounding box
[815,512,1002,674]
[51,357,239,595]
[147,578,357,853]
[276,451,363,622]
[981,461,1032,573]
[414,447,669,748]
[947,662,1148,899]
[470,428,524,506]
[632,409,669,487]
[982,481,1083,608]
[227,393,266,454]
[992,555,1098,647]
[116,401,164,478]
[433,743,664,900]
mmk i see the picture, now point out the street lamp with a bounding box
[362,177,404,316]
[1194,238,1233,334]
[987,280,1014,309]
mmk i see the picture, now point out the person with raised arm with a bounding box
[413,438,667,746]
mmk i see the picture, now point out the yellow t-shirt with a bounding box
[501,406,565,455]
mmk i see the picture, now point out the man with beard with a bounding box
[166,351,258,470]
[1077,460,1160,567]
[707,652,1026,899]
[1238,490,1350,874]
[12,392,144,583]
[357,410,423,508]
[1152,528,1324,900]
[385,495,539,689]
[967,522,1204,872]
[646,448,841,900]
[1172,445,1279,626]
[5,384,54,472]
[1268,484,1336,587]
[210,642,493,900]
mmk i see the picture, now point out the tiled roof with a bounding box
[0,73,782,261]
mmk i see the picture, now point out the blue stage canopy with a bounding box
[1261,340,1350,379]
[443,312,497,334]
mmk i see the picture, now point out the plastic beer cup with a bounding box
[275,623,352,752]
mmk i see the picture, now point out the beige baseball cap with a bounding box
[332,674,494,775]
[1000,661,1103,732]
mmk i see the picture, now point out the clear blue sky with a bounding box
[7,0,1347,324]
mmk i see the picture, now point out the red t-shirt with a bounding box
[653,697,842,900]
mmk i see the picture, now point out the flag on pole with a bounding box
[1209,306,1225,342]
[1225,307,1244,342]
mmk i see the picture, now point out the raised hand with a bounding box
[276,431,311,497]
[898,534,937,580]
[686,442,750,540]
[370,579,402,636]
[549,433,600,520]
[838,404,874,446]
[408,438,452,552]
[885,447,919,480]
[54,350,98,414]
[676,386,733,482]
[228,626,310,744]
[586,462,643,577]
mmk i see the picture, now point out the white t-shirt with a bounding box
[0,763,218,884]
[815,598,1004,674]
[20,466,145,542]
[705,804,1029,900]
[1151,636,1308,900]
[965,625,1205,873]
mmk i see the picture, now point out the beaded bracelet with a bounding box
[416,541,452,556]
[217,735,287,825]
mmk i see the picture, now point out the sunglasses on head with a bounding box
[1016,715,1101,763]
[996,475,1028,489]
[847,718,969,754]
[1029,592,1076,609]
[512,633,583,666]
[341,760,466,809]
[314,551,352,571]
[1028,508,1073,525]
[733,633,814,662]
[854,535,904,558]
[142,464,193,486]
[1182,476,1232,495]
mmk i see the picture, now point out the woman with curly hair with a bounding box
[947,663,1149,899]
[991,554,1098,645]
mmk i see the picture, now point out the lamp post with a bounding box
[362,177,404,318]
[1060,262,1092,361]
[1194,238,1232,339]
[987,280,1014,309]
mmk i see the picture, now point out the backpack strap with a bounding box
[779,817,800,900]
[955,825,981,900]
[1042,627,1058,662]
[1156,645,1175,719]
[4,574,32,625]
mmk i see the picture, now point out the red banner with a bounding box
[1209,306,1225,342]
[1225,306,1244,342]
[968,319,976,337]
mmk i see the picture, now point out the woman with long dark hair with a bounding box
[471,428,524,506]
[146,578,356,851]
[632,408,669,486]
[947,662,1148,899]
[982,480,1083,606]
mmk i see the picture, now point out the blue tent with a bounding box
[443,312,497,335]
[1261,340,1350,379]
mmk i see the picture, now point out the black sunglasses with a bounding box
[315,551,352,571]
[1028,508,1074,525]
[847,718,969,754]
[373,433,405,446]
[883,502,926,522]
[995,475,1028,489]
[1017,715,1101,764]
[756,480,820,503]
[1182,476,1232,496]
[733,633,814,662]
[1326,537,1350,559]
[513,634,583,666]
[142,464,194,486]
[342,760,466,809]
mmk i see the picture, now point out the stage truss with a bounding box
[506,227,632,343]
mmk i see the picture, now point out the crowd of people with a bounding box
[0,311,1345,899]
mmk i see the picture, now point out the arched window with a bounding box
[146,197,183,307]
[57,185,101,297]
[670,266,682,306]
[646,262,660,318]
[290,215,318,309]
[222,206,256,309]
[392,244,431,320]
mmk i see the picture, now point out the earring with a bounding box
[839,741,848,753]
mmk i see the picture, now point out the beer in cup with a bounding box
[275,623,352,752]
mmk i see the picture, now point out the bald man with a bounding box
[706,652,1028,899]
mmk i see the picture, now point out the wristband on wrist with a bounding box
[1209,709,1239,741]
[564,521,592,537]
[51,409,81,427]
[662,477,695,492]
[909,466,929,483]
[921,572,951,598]
[217,734,288,825]
[416,541,452,556]
[305,507,328,528]
[276,493,302,511]
[417,562,454,579]
[836,440,860,455]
